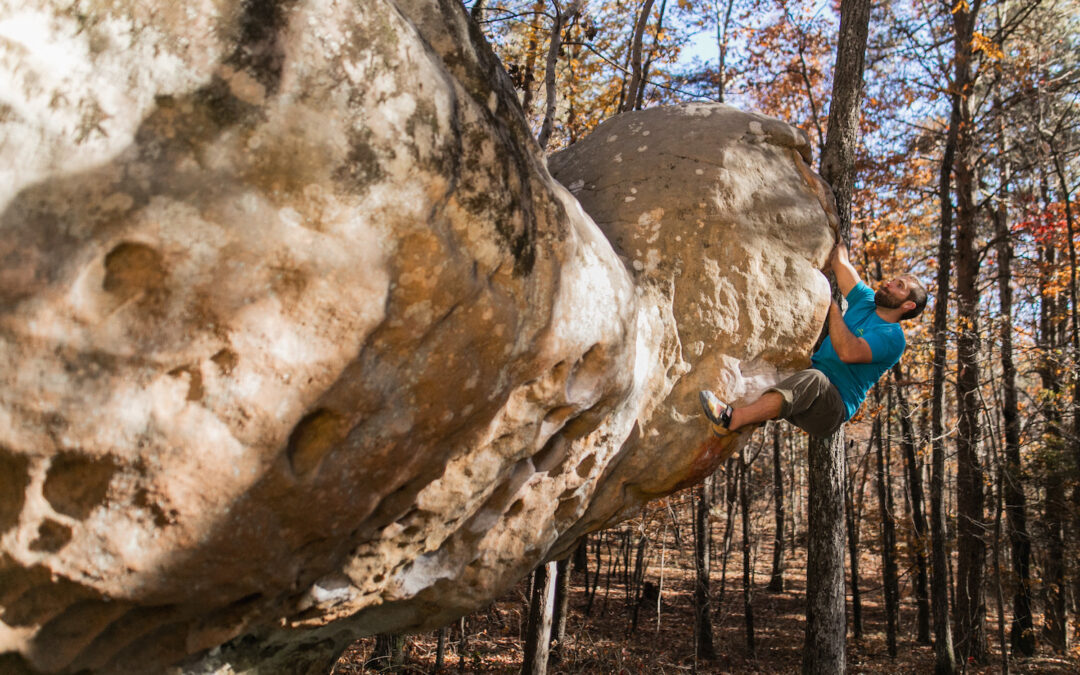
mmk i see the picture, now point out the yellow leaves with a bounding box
[972,32,1004,61]
[951,0,969,14]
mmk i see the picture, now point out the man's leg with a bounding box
[700,369,843,436]
[729,392,783,431]
[700,390,783,433]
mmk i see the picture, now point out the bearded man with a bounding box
[700,242,928,437]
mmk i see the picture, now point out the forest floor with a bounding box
[333,494,1080,674]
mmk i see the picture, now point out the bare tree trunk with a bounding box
[845,439,864,640]
[630,532,649,631]
[694,477,716,660]
[992,170,1035,657]
[950,0,987,662]
[874,396,899,658]
[573,536,588,574]
[713,0,736,103]
[371,634,406,672]
[435,626,448,672]
[930,86,960,675]
[769,424,786,592]
[522,562,558,674]
[550,558,570,664]
[458,617,467,672]
[537,1,579,149]
[893,366,931,644]
[1039,242,1068,653]
[740,452,756,656]
[717,458,739,608]
[518,0,545,114]
[621,0,657,113]
[993,456,1010,675]
[635,0,667,109]
[803,0,871,670]
[1049,151,1080,626]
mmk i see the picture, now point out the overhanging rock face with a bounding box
[0,1,835,673]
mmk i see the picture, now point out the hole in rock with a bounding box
[575,454,596,478]
[554,496,581,522]
[286,408,348,477]
[0,448,30,532]
[566,344,609,395]
[506,499,524,518]
[103,242,166,301]
[542,405,575,430]
[29,519,72,553]
[532,435,567,475]
[211,348,239,375]
[43,452,119,520]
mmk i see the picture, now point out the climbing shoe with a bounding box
[699,390,734,434]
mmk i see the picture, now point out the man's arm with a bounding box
[826,301,873,363]
[829,242,861,297]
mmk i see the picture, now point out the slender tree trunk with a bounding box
[1039,242,1068,653]
[992,173,1035,656]
[630,532,648,631]
[893,365,931,644]
[930,88,960,675]
[790,435,803,544]
[549,558,570,664]
[537,1,578,149]
[951,0,987,662]
[717,458,738,607]
[804,430,847,674]
[518,0,545,114]
[714,0,735,103]
[845,448,863,640]
[635,0,667,109]
[693,477,716,660]
[565,22,581,144]
[993,459,1010,675]
[740,453,756,655]
[573,536,588,574]
[1050,152,1080,622]
[874,398,900,658]
[621,0,657,113]
[522,562,557,675]
[371,634,406,672]
[435,626,448,671]
[803,0,870,670]
[769,424,786,592]
[458,617,467,672]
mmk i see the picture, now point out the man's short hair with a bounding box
[901,275,928,321]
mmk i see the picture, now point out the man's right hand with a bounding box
[829,242,861,297]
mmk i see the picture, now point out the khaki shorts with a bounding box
[765,369,846,437]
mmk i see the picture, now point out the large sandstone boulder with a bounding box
[0,1,834,673]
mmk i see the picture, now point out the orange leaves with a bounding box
[971,31,1003,61]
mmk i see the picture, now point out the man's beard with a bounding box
[875,288,904,309]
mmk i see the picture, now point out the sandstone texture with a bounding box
[0,1,834,673]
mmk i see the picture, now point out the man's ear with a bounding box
[902,300,916,313]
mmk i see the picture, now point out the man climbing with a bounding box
[699,242,927,438]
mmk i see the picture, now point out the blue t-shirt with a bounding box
[811,281,906,420]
